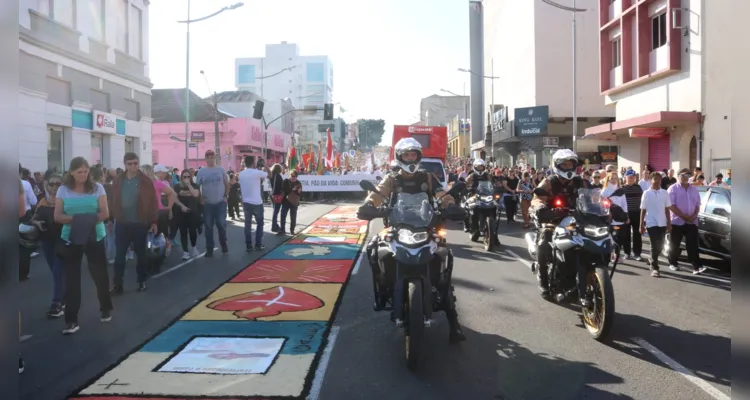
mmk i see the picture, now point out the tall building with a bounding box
[483,0,615,168]
[419,94,470,127]
[19,0,153,172]
[583,0,731,176]
[234,42,333,144]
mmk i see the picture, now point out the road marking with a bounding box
[504,249,533,269]
[151,248,218,279]
[20,334,32,342]
[631,337,730,400]
[352,251,365,275]
[306,325,340,400]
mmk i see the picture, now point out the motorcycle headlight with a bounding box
[397,229,430,244]
[481,196,493,202]
[584,226,609,238]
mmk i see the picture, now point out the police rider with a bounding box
[357,138,467,343]
[463,159,494,242]
[530,149,592,306]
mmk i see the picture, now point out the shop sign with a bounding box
[542,136,559,148]
[190,131,205,142]
[601,152,617,162]
[629,128,666,138]
[514,105,549,137]
[93,111,117,135]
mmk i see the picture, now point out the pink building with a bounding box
[152,117,291,171]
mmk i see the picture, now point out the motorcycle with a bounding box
[524,187,617,341]
[464,181,501,251]
[358,180,466,370]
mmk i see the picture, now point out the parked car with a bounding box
[663,186,731,268]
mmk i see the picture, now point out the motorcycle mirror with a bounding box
[359,179,387,200]
[533,187,551,197]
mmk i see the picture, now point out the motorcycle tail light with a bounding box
[384,234,393,242]
[554,199,563,207]
[602,199,611,208]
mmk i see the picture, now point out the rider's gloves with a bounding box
[444,203,467,219]
[357,203,377,220]
[534,204,558,223]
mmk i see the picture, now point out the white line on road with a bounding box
[504,249,533,269]
[307,326,340,400]
[151,248,218,279]
[631,337,730,400]
[352,251,365,275]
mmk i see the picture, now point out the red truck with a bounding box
[390,125,448,190]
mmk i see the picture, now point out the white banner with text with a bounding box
[263,173,384,192]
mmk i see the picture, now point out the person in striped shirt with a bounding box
[621,169,644,261]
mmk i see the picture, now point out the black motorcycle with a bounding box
[464,181,501,251]
[358,180,466,370]
[524,187,617,341]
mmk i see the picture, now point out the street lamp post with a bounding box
[200,70,221,166]
[541,0,587,153]
[459,64,499,164]
[178,1,243,169]
[440,88,469,125]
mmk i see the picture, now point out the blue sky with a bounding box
[149,0,471,144]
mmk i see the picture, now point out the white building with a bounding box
[234,42,333,144]
[482,0,615,168]
[18,0,153,173]
[584,0,731,177]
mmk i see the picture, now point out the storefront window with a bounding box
[125,137,135,154]
[91,134,104,165]
[48,128,64,172]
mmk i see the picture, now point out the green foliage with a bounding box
[356,119,386,149]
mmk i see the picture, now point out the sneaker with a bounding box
[205,249,214,258]
[18,357,24,374]
[182,251,190,260]
[626,254,635,260]
[46,303,64,318]
[190,246,200,257]
[30,252,39,258]
[669,264,680,271]
[101,310,112,322]
[693,266,707,275]
[138,282,147,292]
[651,270,660,277]
[111,284,124,295]
[246,244,254,252]
[255,244,266,251]
[634,255,643,262]
[221,244,229,254]
[165,243,172,257]
[62,323,79,335]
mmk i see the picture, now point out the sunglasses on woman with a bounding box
[47,182,62,187]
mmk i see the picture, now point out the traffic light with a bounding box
[323,103,334,120]
[252,100,264,120]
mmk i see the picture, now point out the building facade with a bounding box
[483,0,615,168]
[19,0,152,173]
[420,94,470,127]
[584,0,730,176]
[214,91,295,135]
[234,42,333,143]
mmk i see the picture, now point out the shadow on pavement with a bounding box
[411,327,632,399]
[607,313,731,388]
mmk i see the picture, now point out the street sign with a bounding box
[189,143,197,148]
[542,136,559,148]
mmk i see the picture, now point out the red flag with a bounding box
[325,128,333,168]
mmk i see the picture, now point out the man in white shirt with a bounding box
[639,172,672,277]
[238,155,269,251]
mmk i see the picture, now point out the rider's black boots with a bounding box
[446,309,466,343]
[537,263,551,298]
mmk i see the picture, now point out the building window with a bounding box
[79,0,104,41]
[651,12,667,49]
[125,137,135,153]
[611,36,622,67]
[238,65,256,84]
[306,62,324,82]
[47,128,64,172]
[115,0,128,52]
[42,0,75,27]
[91,134,104,165]
[129,5,142,59]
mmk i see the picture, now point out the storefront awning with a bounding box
[583,111,702,140]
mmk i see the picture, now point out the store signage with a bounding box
[514,105,549,137]
[542,136,559,148]
[629,128,666,138]
[93,111,117,135]
[191,131,205,142]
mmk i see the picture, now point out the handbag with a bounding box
[271,177,284,204]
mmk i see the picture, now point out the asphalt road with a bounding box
[318,214,731,400]
[18,203,731,400]
[18,203,337,400]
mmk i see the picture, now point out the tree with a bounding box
[356,119,385,150]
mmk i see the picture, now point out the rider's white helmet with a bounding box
[394,137,423,174]
[472,158,486,174]
[551,148,579,180]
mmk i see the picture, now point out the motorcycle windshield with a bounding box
[577,188,610,217]
[389,192,434,229]
[476,181,494,196]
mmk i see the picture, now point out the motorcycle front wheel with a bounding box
[405,279,424,371]
[582,265,615,341]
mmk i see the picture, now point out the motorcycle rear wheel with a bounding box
[582,266,615,341]
[405,279,424,371]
